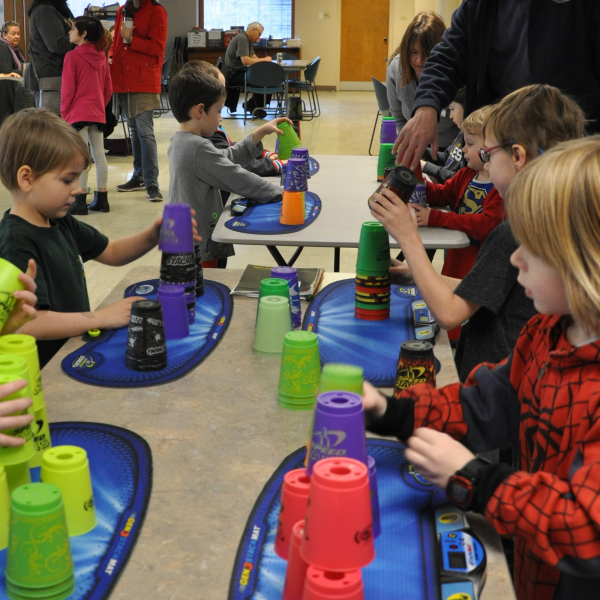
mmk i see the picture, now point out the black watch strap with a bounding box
[446,456,491,511]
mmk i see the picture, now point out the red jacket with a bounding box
[61,44,112,125]
[110,0,167,94]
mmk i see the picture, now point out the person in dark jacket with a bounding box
[393,0,600,170]
[0,21,26,75]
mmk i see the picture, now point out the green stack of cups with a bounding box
[0,258,25,333]
[254,296,293,357]
[278,331,321,410]
[355,222,392,322]
[377,143,397,181]
[0,465,10,551]
[0,335,52,467]
[256,278,291,324]
[276,122,303,160]
[5,483,75,600]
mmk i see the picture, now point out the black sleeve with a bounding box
[0,45,18,74]
[365,395,415,440]
[36,7,74,56]
[63,215,109,262]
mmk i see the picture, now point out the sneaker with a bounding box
[116,178,145,192]
[254,109,268,119]
[146,185,163,202]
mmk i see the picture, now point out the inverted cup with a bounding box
[380,117,397,144]
[159,203,194,253]
[0,258,25,332]
[276,122,302,160]
[126,300,167,371]
[319,364,364,395]
[280,191,305,226]
[4,462,30,494]
[377,143,396,179]
[259,278,290,302]
[303,568,364,600]
[0,465,9,550]
[157,285,189,340]
[275,469,311,559]
[290,147,310,179]
[254,296,292,357]
[367,456,381,539]
[409,182,427,208]
[284,158,308,192]
[282,521,310,600]
[278,332,320,408]
[41,445,96,537]
[356,222,391,274]
[271,267,302,330]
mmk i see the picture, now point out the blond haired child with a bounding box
[363,135,600,600]
[371,84,585,380]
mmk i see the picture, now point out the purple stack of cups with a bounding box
[306,391,368,477]
[158,204,194,254]
[271,266,301,330]
[156,285,189,340]
[160,281,195,325]
[380,118,397,144]
[367,455,382,539]
[284,158,308,192]
[290,147,310,179]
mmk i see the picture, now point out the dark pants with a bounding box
[225,69,271,113]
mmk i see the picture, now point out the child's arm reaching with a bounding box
[0,379,34,447]
[1,259,38,336]
[251,117,294,147]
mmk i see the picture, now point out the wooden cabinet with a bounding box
[187,45,301,65]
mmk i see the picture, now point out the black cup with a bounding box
[160,252,196,285]
[194,243,205,297]
[126,300,167,371]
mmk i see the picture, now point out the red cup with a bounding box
[300,457,374,571]
[275,469,311,559]
[354,311,389,321]
[303,567,364,600]
[354,307,390,316]
[282,520,310,600]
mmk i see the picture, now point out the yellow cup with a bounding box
[0,465,10,550]
[0,258,25,332]
[5,461,31,494]
[41,445,96,537]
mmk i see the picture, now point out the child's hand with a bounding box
[257,117,294,138]
[1,259,38,336]
[154,213,202,245]
[0,379,33,447]
[370,187,419,242]
[410,204,431,226]
[389,257,415,286]
[93,297,144,330]
[362,381,387,424]
[405,428,476,490]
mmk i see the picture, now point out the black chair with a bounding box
[216,57,246,119]
[244,62,285,123]
[369,76,390,155]
[287,56,321,120]
[154,57,172,117]
[280,51,297,60]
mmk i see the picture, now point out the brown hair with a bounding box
[182,60,221,80]
[0,109,91,191]
[1,21,19,36]
[508,136,600,334]
[72,16,109,51]
[390,11,446,87]
[483,84,586,160]
[462,105,493,136]
[168,68,226,123]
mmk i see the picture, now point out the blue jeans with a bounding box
[123,108,159,188]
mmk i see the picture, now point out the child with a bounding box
[371,84,585,380]
[421,87,467,183]
[61,16,112,215]
[167,67,285,267]
[0,108,198,368]
[363,136,600,600]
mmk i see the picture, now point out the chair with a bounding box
[280,52,297,60]
[369,76,391,155]
[287,56,321,120]
[154,57,172,117]
[244,62,285,123]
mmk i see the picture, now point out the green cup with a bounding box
[5,483,74,599]
[0,336,52,467]
[4,462,31,495]
[0,258,25,333]
[254,296,293,357]
[319,363,364,394]
[256,278,291,325]
[41,445,96,537]
[377,143,396,177]
[276,122,303,160]
[277,331,321,410]
[0,368,35,466]
[356,222,391,275]
[0,465,10,550]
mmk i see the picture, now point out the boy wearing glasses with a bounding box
[370,85,585,381]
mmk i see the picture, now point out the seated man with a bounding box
[223,22,273,118]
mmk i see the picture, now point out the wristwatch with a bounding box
[446,456,491,511]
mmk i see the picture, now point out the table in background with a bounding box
[212,155,470,270]
[187,45,302,65]
[42,268,515,600]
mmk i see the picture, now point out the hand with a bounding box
[268,116,294,135]
[405,428,475,490]
[263,55,273,62]
[362,381,387,423]
[1,259,38,336]
[389,257,415,286]
[393,107,439,170]
[0,379,33,447]
[155,213,202,245]
[93,296,144,330]
[120,22,134,43]
[369,187,419,244]
[410,204,431,226]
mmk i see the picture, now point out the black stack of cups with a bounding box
[194,243,205,298]
[126,300,167,371]
[160,251,197,323]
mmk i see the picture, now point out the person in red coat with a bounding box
[110,0,167,202]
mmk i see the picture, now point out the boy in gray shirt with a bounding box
[167,68,287,265]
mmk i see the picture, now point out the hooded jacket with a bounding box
[61,43,112,125]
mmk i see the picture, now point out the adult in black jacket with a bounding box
[0,21,26,75]
[394,0,600,169]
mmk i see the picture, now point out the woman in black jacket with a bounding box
[0,21,26,76]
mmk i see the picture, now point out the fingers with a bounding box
[0,432,28,448]
[0,379,28,402]
[0,412,34,431]
[25,258,37,282]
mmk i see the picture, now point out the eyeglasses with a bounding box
[478,141,515,163]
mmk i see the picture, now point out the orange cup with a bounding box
[280,191,305,225]
[282,520,310,600]
[303,567,364,600]
[300,457,374,571]
[275,469,311,559]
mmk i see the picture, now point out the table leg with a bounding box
[334,247,340,272]
[266,245,304,267]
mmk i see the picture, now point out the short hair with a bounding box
[247,22,263,33]
[1,21,19,35]
[390,11,446,86]
[72,16,109,51]
[182,60,221,80]
[0,109,91,192]
[462,105,493,136]
[507,136,600,334]
[453,87,466,108]
[482,84,586,160]
[168,68,226,123]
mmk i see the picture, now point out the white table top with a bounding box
[212,155,470,250]
[279,59,309,70]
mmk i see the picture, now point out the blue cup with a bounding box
[291,147,310,179]
[284,158,308,192]
[159,204,194,254]
[271,266,302,329]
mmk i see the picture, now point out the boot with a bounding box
[89,191,110,213]
[67,194,88,216]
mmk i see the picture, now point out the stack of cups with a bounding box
[254,296,292,357]
[377,143,396,182]
[409,159,427,209]
[5,483,75,600]
[290,147,311,179]
[282,520,310,600]
[276,121,303,160]
[159,204,196,324]
[280,158,308,226]
[277,331,321,410]
[194,242,205,298]
[157,285,189,340]
[0,258,26,331]
[394,340,436,396]
[271,267,302,329]
[257,277,291,325]
[0,466,9,551]
[380,116,397,144]
[275,469,311,560]
[0,335,52,467]
[355,222,392,321]
[126,300,167,371]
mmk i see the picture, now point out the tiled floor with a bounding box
[0,92,443,309]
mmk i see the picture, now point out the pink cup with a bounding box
[282,520,310,600]
[275,469,311,559]
[303,567,364,600]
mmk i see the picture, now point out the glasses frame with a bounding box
[478,140,515,164]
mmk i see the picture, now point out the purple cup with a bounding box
[367,455,381,539]
[409,183,427,208]
[157,285,189,340]
[275,137,280,154]
[159,204,194,254]
[185,289,196,324]
[306,391,368,476]
[284,158,308,192]
[380,119,397,144]
[271,266,301,330]
[291,147,310,179]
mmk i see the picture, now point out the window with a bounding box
[202,0,293,40]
